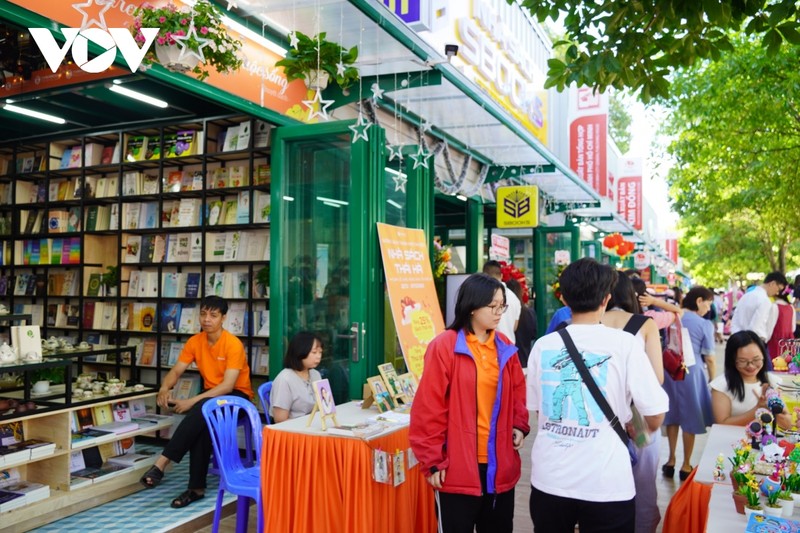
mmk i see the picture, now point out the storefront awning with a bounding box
[243,0,602,206]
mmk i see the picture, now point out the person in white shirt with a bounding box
[731,272,788,362]
[527,258,668,532]
[482,261,521,343]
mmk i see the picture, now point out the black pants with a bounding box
[435,464,514,533]
[161,389,249,490]
[529,485,635,533]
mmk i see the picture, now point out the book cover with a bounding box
[92,404,114,426]
[236,191,250,224]
[235,120,251,150]
[124,235,142,263]
[162,134,178,158]
[377,363,404,400]
[86,273,102,296]
[100,145,114,164]
[0,489,26,512]
[164,170,183,193]
[254,120,271,148]
[174,130,196,156]
[111,401,132,422]
[222,125,240,152]
[184,273,201,298]
[75,408,95,430]
[160,303,182,333]
[125,136,149,162]
[178,304,199,334]
[138,304,156,332]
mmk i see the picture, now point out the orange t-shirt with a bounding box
[465,331,500,463]
[179,330,253,399]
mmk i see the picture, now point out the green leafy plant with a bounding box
[131,0,243,81]
[275,31,359,90]
[739,473,761,509]
[31,366,65,385]
[101,265,118,290]
[256,265,270,296]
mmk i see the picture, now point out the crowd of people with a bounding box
[409,262,800,533]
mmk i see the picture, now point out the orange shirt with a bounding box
[465,331,500,463]
[179,330,253,399]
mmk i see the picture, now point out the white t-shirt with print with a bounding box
[527,324,669,502]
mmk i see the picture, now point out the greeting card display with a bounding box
[306,378,338,430]
[367,376,395,413]
[373,449,391,484]
[377,363,405,403]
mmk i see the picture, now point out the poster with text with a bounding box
[377,223,445,379]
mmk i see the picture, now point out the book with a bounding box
[107,451,156,468]
[254,120,271,148]
[235,120,251,150]
[92,404,114,426]
[125,135,149,162]
[0,446,30,465]
[124,235,142,263]
[14,438,56,458]
[0,489,26,512]
[160,303,182,333]
[90,421,139,434]
[377,362,404,401]
[178,304,199,334]
[222,125,240,152]
[137,337,157,366]
[327,421,385,438]
[5,480,50,504]
[184,273,201,298]
[172,375,202,400]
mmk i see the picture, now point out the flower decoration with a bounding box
[729,439,756,486]
[433,241,458,281]
[739,471,762,509]
[602,232,636,259]
[551,264,566,303]
[498,261,530,304]
[131,0,243,81]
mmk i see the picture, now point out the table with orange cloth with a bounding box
[260,401,437,533]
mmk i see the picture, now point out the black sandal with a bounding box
[140,465,164,488]
[171,489,205,508]
[662,464,675,478]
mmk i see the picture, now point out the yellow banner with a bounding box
[377,223,445,379]
[496,186,539,228]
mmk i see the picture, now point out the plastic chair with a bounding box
[257,381,273,425]
[202,396,264,533]
[208,406,255,476]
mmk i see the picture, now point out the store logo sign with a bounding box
[29,27,159,74]
[496,185,539,228]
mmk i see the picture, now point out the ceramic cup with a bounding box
[92,382,105,393]
[133,384,145,392]
[106,379,125,395]
[32,380,50,394]
[83,390,93,398]
[78,341,90,350]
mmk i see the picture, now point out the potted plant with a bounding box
[728,439,755,491]
[762,475,784,516]
[101,265,118,297]
[130,0,243,80]
[778,489,794,516]
[742,473,763,517]
[275,31,359,91]
[255,265,270,298]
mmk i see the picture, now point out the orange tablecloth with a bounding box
[261,425,437,533]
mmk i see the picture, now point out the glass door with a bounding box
[533,225,580,335]
[271,121,384,401]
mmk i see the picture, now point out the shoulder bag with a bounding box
[663,313,688,381]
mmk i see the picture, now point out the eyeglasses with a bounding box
[735,358,764,368]
[485,304,509,315]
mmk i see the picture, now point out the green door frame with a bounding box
[533,225,580,335]
[271,120,385,399]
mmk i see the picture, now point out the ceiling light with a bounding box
[109,83,168,108]
[456,194,467,202]
[282,195,295,202]
[3,103,65,124]
[224,15,288,57]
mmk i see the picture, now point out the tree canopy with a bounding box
[658,35,800,284]
[514,0,800,101]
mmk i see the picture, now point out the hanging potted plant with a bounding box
[130,0,243,81]
[275,31,359,91]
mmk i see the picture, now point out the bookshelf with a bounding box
[0,114,273,389]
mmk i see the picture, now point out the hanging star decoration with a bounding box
[289,31,300,50]
[302,90,334,122]
[420,120,433,133]
[392,172,408,193]
[336,60,346,77]
[349,113,371,143]
[172,21,211,63]
[387,144,404,162]
[72,0,111,30]
[225,0,238,10]
[370,82,385,101]
[410,145,430,170]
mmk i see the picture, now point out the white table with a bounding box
[266,400,408,438]
[705,484,748,532]
[695,424,744,485]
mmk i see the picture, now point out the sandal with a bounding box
[679,467,694,481]
[140,465,164,489]
[662,464,675,478]
[171,489,205,508]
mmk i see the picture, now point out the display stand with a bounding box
[306,403,338,430]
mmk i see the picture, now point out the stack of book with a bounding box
[3,480,50,505]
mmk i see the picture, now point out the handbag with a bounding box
[556,329,638,466]
[663,313,688,381]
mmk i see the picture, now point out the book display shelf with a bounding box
[0,113,274,529]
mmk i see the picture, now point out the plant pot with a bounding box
[730,471,740,492]
[792,492,800,504]
[302,69,330,91]
[745,506,764,518]
[154,44,201,73]
[764,504,783,517]
[732,492,747,514]
[779,498,794,517]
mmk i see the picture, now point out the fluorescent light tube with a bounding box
[322,201,341,208]
[283,196,295,202]
[3,103,66,124]
[316,196,348,206]
[387,199,402,209]
[109,84,168,108]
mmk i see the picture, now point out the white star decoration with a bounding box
[336,61,346,77]
[349,113,371,143]
[420,121,432,133]
[73,0,111,30]
[370,82,385,101]
[392,172,407,193]
[387,144,404,162]
[173,21,211,63]
[289,31,300,49]
[226,0,238,9]
[302,90,334,122]
[410,145,430,170]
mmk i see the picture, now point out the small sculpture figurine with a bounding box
[0,342,17,365]
[713,453,727,482]
[773,356,789,372]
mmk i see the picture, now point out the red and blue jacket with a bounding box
[409,328,529,496]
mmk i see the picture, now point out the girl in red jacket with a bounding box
[410,273,529,533]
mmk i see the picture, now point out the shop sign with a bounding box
[377,223,445,379]
[30,27,158,73]
[489,234,510,260]
[418,0,549,144]
[633,251,649,270]
[496,186,539,228]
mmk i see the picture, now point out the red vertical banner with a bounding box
[665,239,679,264]
[569,114,608,196]
[617,176,642,230]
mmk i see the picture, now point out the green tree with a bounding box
[608,92,632,154]
[514,0,800,101]
[659,36,800,279]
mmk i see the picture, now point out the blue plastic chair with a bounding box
[257,381,273,425]
[202,396,263,533]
